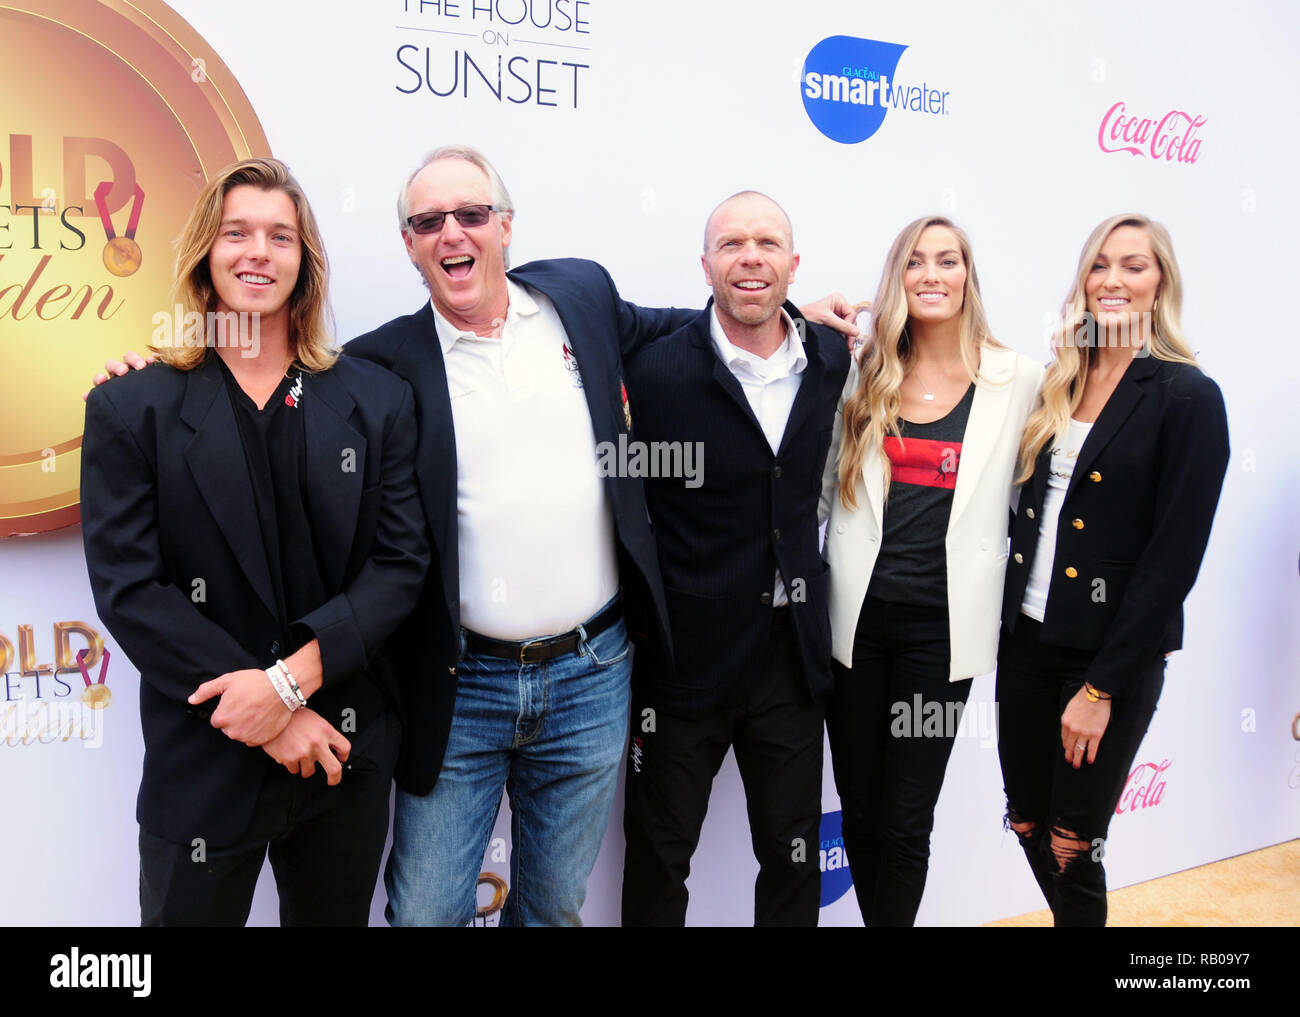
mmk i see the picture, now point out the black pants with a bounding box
[996,616,1163,927]
[621,614,824,926]
[139,717,397,927]
[825,595,971,927]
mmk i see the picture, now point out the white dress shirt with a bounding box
[709,306,806,606]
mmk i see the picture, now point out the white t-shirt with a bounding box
[1020,418,1093,622]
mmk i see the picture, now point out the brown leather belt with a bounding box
[463,599,622,664]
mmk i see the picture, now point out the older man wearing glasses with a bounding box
[344,145,696,927]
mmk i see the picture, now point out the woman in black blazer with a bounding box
[997,213,1229,926]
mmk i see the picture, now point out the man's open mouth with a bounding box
[442,255,474,279]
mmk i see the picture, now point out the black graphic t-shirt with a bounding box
[219,358,394,773]
[867,383,974,608]
[220,359,325,649]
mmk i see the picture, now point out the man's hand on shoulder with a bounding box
[261,709,351,785]
[84,350,154,401]
[798,293,869,350]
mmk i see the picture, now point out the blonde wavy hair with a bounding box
[153,157,337,372]
[838,216,1004,509]
[1015,213,1198,483]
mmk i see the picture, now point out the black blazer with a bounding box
[344,258,694,794]
[80,354,428,847]
[623,301,851,714]
[1001,356,1229,698]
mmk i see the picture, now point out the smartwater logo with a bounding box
[818,810,853,907]
[801,35,951,144]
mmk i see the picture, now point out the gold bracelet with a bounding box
[1084,681,1112,703]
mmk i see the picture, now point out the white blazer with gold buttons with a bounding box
[820,346,1044,681]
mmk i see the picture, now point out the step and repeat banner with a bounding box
[2,0,1297,926]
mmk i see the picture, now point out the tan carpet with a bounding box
[987,838,1300,926]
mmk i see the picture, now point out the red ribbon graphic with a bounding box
[93,180,144,241]
[76,647,110,688]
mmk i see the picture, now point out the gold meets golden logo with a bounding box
[0,620,110,747]
[0,0,270,535]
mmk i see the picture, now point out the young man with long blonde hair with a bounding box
[81,158,427,925]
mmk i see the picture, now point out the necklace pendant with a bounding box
[923,392,935,401]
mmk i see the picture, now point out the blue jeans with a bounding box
[385,603,631,926]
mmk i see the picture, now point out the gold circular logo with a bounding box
[0,0,270,535]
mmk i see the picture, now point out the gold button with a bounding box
[1065,567,1078,579]
[1026,508,1035,520]
[1089,471,1102,483]
[1072,518,1085,530]
[1013,553,1023,564]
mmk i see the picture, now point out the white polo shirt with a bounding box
[709,306,806,606]
[433,279,618,640]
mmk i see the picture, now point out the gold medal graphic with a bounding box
[76,647,112,709]
[96,181,146,277]
[103,237,142,276]
[0,0,270,535]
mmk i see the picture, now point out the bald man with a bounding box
[620,192,851,925]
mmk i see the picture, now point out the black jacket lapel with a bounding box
[180,357,278,621]
[777,305,827,456]
[1064,355,1158,504]
[393,305,461,629]
[686,306,765,436]
[302,369,365,593]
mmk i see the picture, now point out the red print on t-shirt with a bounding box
[883,436,961,489]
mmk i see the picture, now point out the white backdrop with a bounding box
[2,0,1298,926]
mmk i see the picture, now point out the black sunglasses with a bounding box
[405,204,499,235]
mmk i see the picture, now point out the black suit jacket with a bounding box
[1002,356,1230,698]
[623,301,851,714]
[80,355,428,846]
[344,258,693,794]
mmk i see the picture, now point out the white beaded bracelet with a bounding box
[265,665,300,712]
[274,659,307,708]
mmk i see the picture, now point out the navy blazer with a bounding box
[1001,356,1229,698]
[344,258,693,794]
[80,354,428,846]
[623,301,851,714]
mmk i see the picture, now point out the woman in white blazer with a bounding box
[820,216,1042,925]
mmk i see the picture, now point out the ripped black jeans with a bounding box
[995,616,1164,927]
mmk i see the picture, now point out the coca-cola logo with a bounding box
[1098,101,1205,164]
[1116,758,1171,814]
